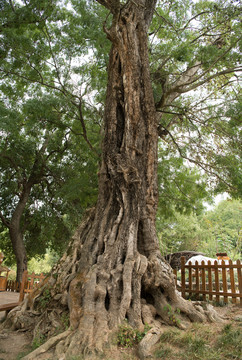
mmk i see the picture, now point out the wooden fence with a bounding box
[0,275,9,291]
[5,272,45,293]
[175,256,242,305]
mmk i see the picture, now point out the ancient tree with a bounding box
[3,0,240,358]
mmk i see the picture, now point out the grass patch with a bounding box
[216,324,241,360]
[31,331,46,350]
[155,346,172,358]
[16,350,32,360]
[155,321,242,360]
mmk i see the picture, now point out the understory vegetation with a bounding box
[116,321,151,348]
[154,321,241,360]
[158,199,242,260]
[13,313,242,360]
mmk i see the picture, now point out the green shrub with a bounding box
[116,320,150,348]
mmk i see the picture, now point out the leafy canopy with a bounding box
[0,0,241,264]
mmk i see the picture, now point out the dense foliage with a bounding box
[0,0,241,269]
[159,199,242,260]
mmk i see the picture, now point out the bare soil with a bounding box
[0,328,32,360]
[0,304,241,360]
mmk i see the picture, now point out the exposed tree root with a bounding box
[1,236,224,360]
[21,330,71,360]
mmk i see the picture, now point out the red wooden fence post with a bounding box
[222,260,228,304]
[195,261,200,300]
[229,260,236,304]
[214,260,220,304]
[207,260,213,301]
[181,256,186,298]
[201,260,206,301]
[188,261,192,297]
[237,259,242,307]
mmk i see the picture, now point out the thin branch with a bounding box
[159,126,236,191]
[9,0,16,12]
[44,25,67,94]
[0,153,19,171]
[0,211,10,228]
[180,11,210,31]
[0,69,79,101]
[173,180,191,200]
[167,38,241,95]
[157,110,183,116]
[96,0,120,14]
[77,99,100,156]
[154,10,179,35]
[190,24,222,45]
[174,67,241,95]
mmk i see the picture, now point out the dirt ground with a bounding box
[0,328,32,360]
[0,304,241,360]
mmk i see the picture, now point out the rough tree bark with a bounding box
[1,182,32,283]
[3,0,222,358]
[9,190,30,283]
[0,138,49,282]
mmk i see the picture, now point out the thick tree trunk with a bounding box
[4,2,221,358]
[9,183,32,282]
[9,227,27,283]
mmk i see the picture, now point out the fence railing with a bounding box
[23,272,45,293]
[176,256,242,305]
[5,272,45,293]
[0,275,9,291]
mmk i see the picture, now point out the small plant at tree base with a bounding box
[116,320,151,348]
[60,312,70,330]
[38,287,51,309]
[31,331,46,350]
[163,304,181,326]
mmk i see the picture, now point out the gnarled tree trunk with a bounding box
[9,226,27,283]
[8,183,32,282]
[4,1,220,358]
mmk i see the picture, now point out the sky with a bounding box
[204,193,230,211]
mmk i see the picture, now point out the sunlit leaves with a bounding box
[200,199,242,258]
[0,0,241,266]
[158,199,242,259]
[152,0,241,194]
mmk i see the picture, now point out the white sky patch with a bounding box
[204,192,230,211]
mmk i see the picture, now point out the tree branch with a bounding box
[95,0,120,14]
[144,0,158,28]
[77,99,100,156]
[9,0,16,12]
[0,211,10,228]
[174,67,241,95]
[0,153,19,171]
[167,39,241,96]
[0,69,80,102]
[159,126,236,191]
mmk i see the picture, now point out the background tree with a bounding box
[1,0,241,357]
[158,212,205,255]
[200,199,242,259]
[0,95,98,281]
[158,199,242,260]
[0,0,100,281]
[151,0,241,196]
